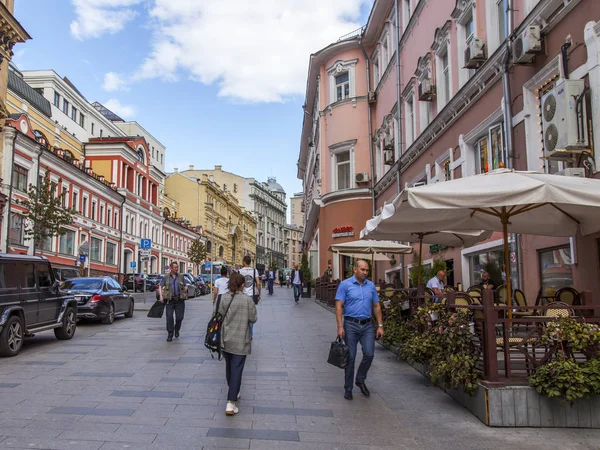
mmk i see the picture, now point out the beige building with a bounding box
[289,193,304,228]
[164,172,256,267]
[285,224,303,269]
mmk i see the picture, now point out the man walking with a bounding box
[158,261,188,342]
[290,264,303,304]
[267,267,275,295]
[335,260,384,400]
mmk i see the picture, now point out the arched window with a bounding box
[62,150,74,161]
[136,147,145,164]
[206,241,212,253]
[163,207,171,218]
[33,129,48,146]
[219,246,224,258]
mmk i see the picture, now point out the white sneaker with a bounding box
[225,401,239,416]
[237,392,241,401]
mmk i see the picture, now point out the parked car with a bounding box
[155,273,196,300]
[195,276,208,296]
[53,267,82,283]
[123,273,159,292]
[0,255,77,357]
[61,277,134,324]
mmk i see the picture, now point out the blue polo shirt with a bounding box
[335,276,379,319]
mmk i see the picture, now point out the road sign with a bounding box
[205,261,211,268]
[79,255,86,263]
[130,261,137,269]
[140,239,152,249]
[141,256,150,262]
[78,241,89,256]
[140,249,151,256]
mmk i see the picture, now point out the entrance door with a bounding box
[445,259,455,288]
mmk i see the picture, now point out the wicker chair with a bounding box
[496,284,508,304]
[544,301,574,318]
[513,289,535,317]
[555,287,579,306]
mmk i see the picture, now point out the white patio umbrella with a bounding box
[368,169,600,307]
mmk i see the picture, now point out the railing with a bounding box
[337,26,365,42]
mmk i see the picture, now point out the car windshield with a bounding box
[61,279,103,291]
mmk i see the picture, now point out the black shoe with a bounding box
[344,391,353,400]
[356,382,370,397]
[174,331,180,339]
[167,334,173,342]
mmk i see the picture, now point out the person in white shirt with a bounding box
[239,256,261,338]
[213,266,229,304]
[426,270,446,301]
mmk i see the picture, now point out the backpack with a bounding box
[204,294,234,360]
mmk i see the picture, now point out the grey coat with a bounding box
[218,292,257,356]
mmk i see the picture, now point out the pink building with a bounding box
[299,0,600,303]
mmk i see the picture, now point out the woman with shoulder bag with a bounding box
[218,272,258,416]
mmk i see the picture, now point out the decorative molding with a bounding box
[375,51,397,95]
[326,58,359,75]
[328,139,357,153]
[451,0,475,24]
[432,21,452,54]
[415,53,433,79]
[463,107,503,143]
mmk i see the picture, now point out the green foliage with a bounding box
[483,261,503,288]
[543,319,600,360]
[188,239,207,271]
[14,171,76,253]
[581,359,600,396]
[300,253,312,284]
[408,255,449,287]
[529,360,590,404]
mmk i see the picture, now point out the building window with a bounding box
[106,242,116,265]
[405,94,415,146]
[497,0,507,43]
[372,53,380,87]
[334,151,351,190]
[476,124,505,173]
[53,91,60,107]
[71,107,77,122]
[100,129,103,138]
[62,99,69,115]
[90,237,102,261]
[137,148,144,163]
[72,191,78,211]
[100,205,104,224]
[79,113,85,128]
[439,50,450,107]
[335,72,350,101]
[469,247,504,287]
[402,0,411,30]
[12,164,28,191]
[8,214,23,245]
[92,201,97,221]
[419,100,432,133]
[114,212,118,228]
[82,197,88,217]
[539,246,573,297]
[381,33,389,66]
[91,123,95,135]
[59,229,75,255]
[61,187,68,207]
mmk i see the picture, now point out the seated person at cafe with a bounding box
[479,271,494,290]
[426,270,446,301]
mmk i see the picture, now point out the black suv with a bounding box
[0,255,77,357]
[53,267,82,283]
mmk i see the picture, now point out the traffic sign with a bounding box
[130,261,137,269]
[140,239,152,249]
[79,255,86,263]
[205,261,211,268]
[140,249,151,256]
[141,256,150,262]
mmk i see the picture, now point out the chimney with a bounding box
[174,168,178,173]
[189,165,194,171]
[215,165,222,171]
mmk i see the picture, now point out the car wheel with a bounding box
[102,303,115,324]
[195,287,201,297]
[124,299,134,318]
[0,315,24,357]
[54,306,77,340]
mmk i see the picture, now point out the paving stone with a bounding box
[207,427,299,441]
[48,407,134,416]
[18,361,66,366]
[253,407,333,417]
[0,437,104,449]
[71,372,135,377]
[0,383,20,388]
[161,377,225,384]
[110,390,184,398]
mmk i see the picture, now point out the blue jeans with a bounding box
[223,352,247,402]
[343,320,375,392]
[268,279,274,294]
[293,284,301,302]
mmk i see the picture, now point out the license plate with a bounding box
[74,296,82,301]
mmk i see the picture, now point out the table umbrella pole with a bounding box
[417,234,423,286]
[501,208,513,319]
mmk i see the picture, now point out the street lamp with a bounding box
[205,202,215,296]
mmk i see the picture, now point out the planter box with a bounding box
[301,284,312,298]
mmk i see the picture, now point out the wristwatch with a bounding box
[378,324,384,328]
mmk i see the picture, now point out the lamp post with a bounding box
[205,201,215,296]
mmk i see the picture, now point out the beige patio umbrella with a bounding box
[368,169,600,309]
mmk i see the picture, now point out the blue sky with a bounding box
[14,0,373,210]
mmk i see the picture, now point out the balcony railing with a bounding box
[337,26,365,42]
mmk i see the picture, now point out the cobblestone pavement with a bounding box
[0,288,599,449]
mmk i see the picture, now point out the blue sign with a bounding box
[205,261,211,268]
[130,261,137,269]
[140,239,152,249]
[165,265,169,271]
[79,255,86,263]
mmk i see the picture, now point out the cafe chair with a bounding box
[554,287,579,307]
[496,285,507,305]
[544,301,575,319]
[513,289,535,317]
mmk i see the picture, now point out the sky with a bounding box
[14,0,374,213]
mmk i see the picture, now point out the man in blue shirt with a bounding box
[267,266,275,295]
[335,260,384,400]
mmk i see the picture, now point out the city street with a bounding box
[0,288,599,449]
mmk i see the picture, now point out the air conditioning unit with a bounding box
[464,37,486,69]
[367,91,377,105]
[383,149,394,165]
[412,181,427,187]
[556,167,585,177]
[541,79,588,160]
[512,25,542,64]
[418,78,435,101]
[355,172,370,183]
[383,134,394,151]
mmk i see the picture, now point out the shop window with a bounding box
[476,124,505,173]
[469,248,504,287]
[539,246,573,297]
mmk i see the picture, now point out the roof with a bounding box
[8,69,52,117]
[92,101,124,122]
[266,177,286,194]
[63,77,87,101]
[0,254,49,262]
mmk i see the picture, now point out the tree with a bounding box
[188,238,207,274]
[300,252,312,285]
[15,170,76,254]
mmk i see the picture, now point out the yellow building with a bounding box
[165,172,256,267]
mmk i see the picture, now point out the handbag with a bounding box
[252,269,259,304]
[327,337,349,369]
[147,300,165,318]
[204,294,234,359]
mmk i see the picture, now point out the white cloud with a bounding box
[134,0,368,102]
[70,0,143,40]
[103,98,136,118]
[103,72,130,92]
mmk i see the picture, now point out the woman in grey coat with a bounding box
[218,272,258,416]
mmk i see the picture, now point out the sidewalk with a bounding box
[0,287,598,449]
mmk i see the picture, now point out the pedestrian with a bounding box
[239,255,261,337]
[261,272,267,289]
[286,273,291,288]
[323,260,333,282]
[217,272,257,416]
[426,270,446,301]
[213,266,230,304]
[335,259,384,400]
[267,266,275,295]
[158,261,189,342]
[290,263,303,304]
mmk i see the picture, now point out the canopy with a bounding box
[367,169,600,308]
[329,239,413,255]
[338,252,390,261]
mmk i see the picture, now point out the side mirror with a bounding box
[121,285,128,293]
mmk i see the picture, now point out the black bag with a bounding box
[204,294,234,360]
[327,337,349,369]
[147,300,165,318]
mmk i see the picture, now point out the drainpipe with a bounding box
[502,0,515,170]
[394,0,403,195]
[359,38,376,217]
[32,144,43,256]
[117,196,125,284]
[4,129,17,253]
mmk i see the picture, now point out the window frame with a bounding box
[333,150,352,191]
[62,98,69,115]
[53,91,60,107]
[71,106,77,122]
[8,214,24,245]
[106,241,117,265]
[90,237,102,262]
[476,123,505,174]
[59,228,75,256]
[12,164,29,192]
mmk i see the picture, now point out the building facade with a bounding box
[285,224,304,269]
[299,0,600,301]
[289,193,304,228]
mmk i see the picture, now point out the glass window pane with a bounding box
[59,230,75,255]
[0,263,18,289]
[21,263,36,289]
[469,249,504,287]
[478,137,489,173]
[490,125,504,170]
[344,84,350,98]
[335,72,349,85]
[91,237,101,261]
[337,151,350,163]
[9,214,23,245]
[539,247,573,297]
[337,162,350,190]
[37,263,53,288]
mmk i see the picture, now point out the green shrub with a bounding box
[529,359,590,405]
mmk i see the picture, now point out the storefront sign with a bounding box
[429,244,449,254]
[332,226,355,239]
